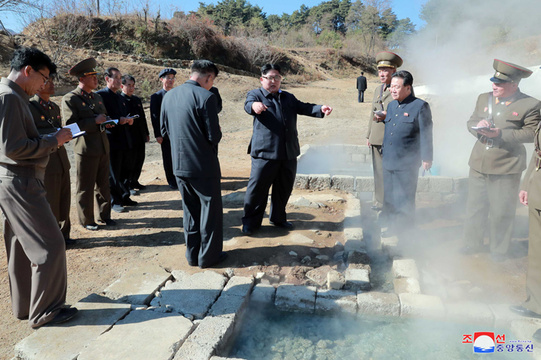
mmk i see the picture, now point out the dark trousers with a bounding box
[160,136,176,187]
[242,157,297,229]
[44,169,71,240]
[383,167,419,231]
[109,148,133,205]
[177,176,223,268]
[129,142,146,187]
[358,90,365,103]
[0,176,67,328]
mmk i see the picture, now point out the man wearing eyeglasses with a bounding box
[242,64,333,235]
[0,47,77,328]
[62,58,114,231]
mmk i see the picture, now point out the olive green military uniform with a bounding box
[366,51,403,209]
[520,125,541,314]
[463,60,541,256]
[62,88,111,226]
[29,95,71,240]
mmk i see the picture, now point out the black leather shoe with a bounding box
[133,182,146,190]
[533,329,541,342]
[65,238,76,246]
[459,245,483,255]
[509,305,541,318]
[85,223,99,231]
[47,307,78,325]
[270,221,294,229]
[242,225,253,235]
[200,252,228,269]
[103,219,117,226]
[122,198,138,206]
[169,184,178,190]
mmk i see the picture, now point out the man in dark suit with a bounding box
[160,60,226,269]
[151,68,177,189]
[242,64,333,235]
[381,70,433,237]
[120,74,149,191]
[356,71,367,103]
[97,67,137,213]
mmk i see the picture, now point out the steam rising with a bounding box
[401,0,541,176]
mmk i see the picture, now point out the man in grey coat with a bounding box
[160,60,226,268]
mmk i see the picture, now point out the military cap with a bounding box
[376,51,403,69]
[159,68,177,78]
[68,58,99,78]
[490,59,532,83]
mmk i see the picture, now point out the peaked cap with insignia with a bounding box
[68,58,99,78]
[376,51,403,69]
[490,59,532,83]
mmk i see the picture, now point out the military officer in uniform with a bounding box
[461,59,541,262]
[62,58,114,230]
[510,120,541,338]
[150,68,177,189]
[366,51,403,212]
[29,76,74,245]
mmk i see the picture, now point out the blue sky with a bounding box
[1,0,427,33]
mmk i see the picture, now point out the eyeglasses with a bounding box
[35,69,50,84]
[262,75,282,82]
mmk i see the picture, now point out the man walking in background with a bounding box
[161,60,226,268]
[0,47,77,328]
[29,75,74,246]
[461,59,541,262]
[242,63,333,235]
[151,68,177,189]
[356,71,367,103]
[366,51,403,212]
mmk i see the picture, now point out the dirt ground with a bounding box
[0,72,530,359]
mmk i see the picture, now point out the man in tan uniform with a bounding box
[510,121,541,339]
[366,51,403,211]
[0,47,77,328]
[62,58,114,230]
[461,59,541,262]
[29,77,74,246]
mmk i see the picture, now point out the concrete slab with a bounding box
[489,303,526,329]
[357,292,400,317]
[429,177,454,193]
[355,177,374,192]
[78,310,194,360]
[345,268,370,291]
[157,270,227,319]
[103,264,172,305]
[392,259,419,279]
[209,294,249,318]
[510,319,541,358]
[222,276,255,297]
[309,174,331,190]
[275,285,316,313]
[250,284,276,304]
[290,233,315,245]
[445,301,493,326]
[173,316,235,360]
[315,289,357,314]
[331,175,355,191]
[14,294,131,360]
[399,293,445,319]
[306,265,333,286]
[327,270,345,290]
[393,278,421,294]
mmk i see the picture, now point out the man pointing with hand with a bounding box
[241,63,332,235]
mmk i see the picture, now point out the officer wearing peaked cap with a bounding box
[366,51,403,213]
[62,57,114,231]
[461,59,541,262]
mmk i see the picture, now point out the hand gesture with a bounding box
[252,102,268,114]
[321,105,333,116]
[55,128,73,146]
